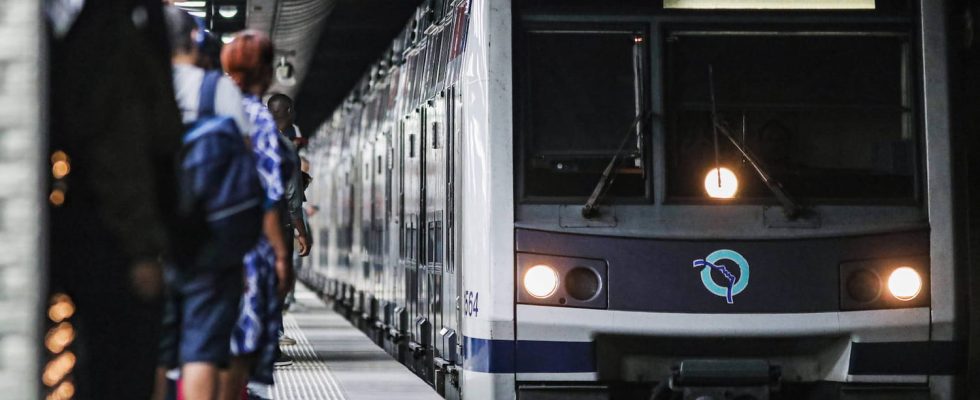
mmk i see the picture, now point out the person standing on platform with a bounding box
[153,7,257,400]
[265,94,312,366]
[267,93,312,262]
[218,30,294,400]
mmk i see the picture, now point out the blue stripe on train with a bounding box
[462,337,595,373]
[461,336,962,375]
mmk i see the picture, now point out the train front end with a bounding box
[502,0,960,399]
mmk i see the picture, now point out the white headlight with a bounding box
[704,167,739,199]
[524,265,559,299]
[887,266,922,301]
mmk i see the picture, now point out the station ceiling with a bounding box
[180,0,420,134]
[252,0,422,135]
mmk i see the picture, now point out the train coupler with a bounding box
[667,359,781,400]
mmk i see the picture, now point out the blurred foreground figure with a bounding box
[47,0,183,399]
[154,6,261,400]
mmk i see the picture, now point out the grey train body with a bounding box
[304,1,977,399]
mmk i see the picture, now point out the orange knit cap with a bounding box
[220,30,274,91]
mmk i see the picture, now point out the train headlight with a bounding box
[565,267,601,301]
[704,167,738,199]
[887,266,922,301]
[524,264,559,298]
[845,268,881,304]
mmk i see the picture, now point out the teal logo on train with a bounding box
[693,249,750,304]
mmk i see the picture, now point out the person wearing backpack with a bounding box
[154,7,263,400]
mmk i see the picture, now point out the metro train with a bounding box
[301,0,980,399]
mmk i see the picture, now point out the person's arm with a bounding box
[263,208,292,299]
[285,164,311,256]
[293,215,310,257]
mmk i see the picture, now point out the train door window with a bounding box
[517,25,649,200]
[426,220,444,265]
[409,133,417,158]
[664,31,916,203]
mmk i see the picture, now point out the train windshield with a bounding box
[518,27,649,200]
[665,32,916,203]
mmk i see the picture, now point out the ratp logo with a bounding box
[693,249,750,304]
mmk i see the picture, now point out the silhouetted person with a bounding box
[47,1,182,398]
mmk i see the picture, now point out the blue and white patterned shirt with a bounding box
[242,94,283,209]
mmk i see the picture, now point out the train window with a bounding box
[431,118,440,149]
[409,134,417,158]
[665,32,916,203]
[518,26,649,200]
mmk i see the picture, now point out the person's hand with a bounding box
[130,260,163,301]
[297,234,311,257]
[274,256,294,302]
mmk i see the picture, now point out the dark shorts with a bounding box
[158,265,244,368]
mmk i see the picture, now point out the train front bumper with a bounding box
[513,304,956,382]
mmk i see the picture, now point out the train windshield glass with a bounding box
[519,28,648,200]
[665,32,916,203]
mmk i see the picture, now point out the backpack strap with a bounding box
[198,70,222,118]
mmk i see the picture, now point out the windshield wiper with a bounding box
[707,65,801,220]
[581,111,649,219]
[713,120,801,219]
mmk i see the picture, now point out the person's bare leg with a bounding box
[151,366,169,400]
[218,356,252,400]
[181,362,219,400]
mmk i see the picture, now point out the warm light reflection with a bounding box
[46,380,75,400]
[45,322,75,354]
[52,160,70,179]
[42,352,76,387]
[50,151,69,164]
[48,294,75,323]
[704,167,739,199]
[49,189,66,206]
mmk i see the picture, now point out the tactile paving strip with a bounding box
[274,314,347,400]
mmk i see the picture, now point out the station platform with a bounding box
[272,286,441,400]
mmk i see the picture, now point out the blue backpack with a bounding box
[175,71,263,269]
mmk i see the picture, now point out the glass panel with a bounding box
[665,32,914,202]
[521,28,647,199]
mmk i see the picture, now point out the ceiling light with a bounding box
[218,5,239,18]
[174,1,206,7]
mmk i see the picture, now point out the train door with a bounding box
[386,121,406,358]
[423,94,449,385]
[433,86,462,399]
[338,155,355,306]
[401,111,423,365]
[382,127,397,345]
[370,131,387,341]
[412,105,435,383]
[360,139,375,329]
